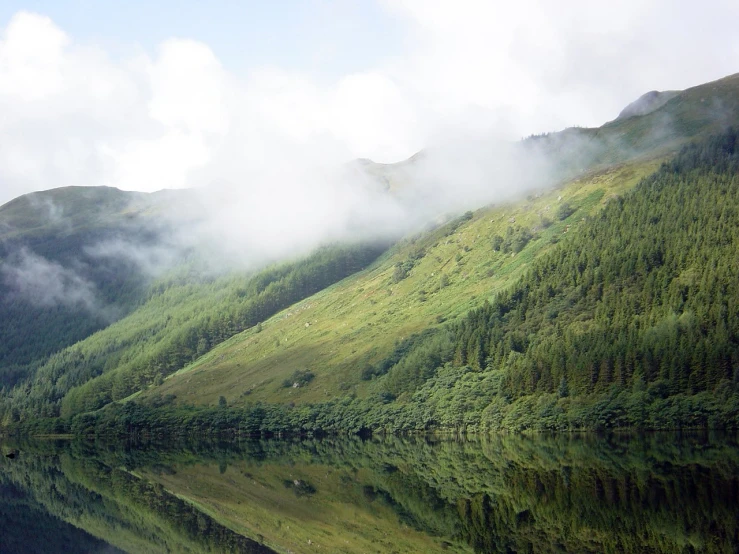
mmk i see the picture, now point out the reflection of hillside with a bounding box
[127,433,739,554]
[0,478,121,554]
[0,447,275,553]
[3,433,738,554]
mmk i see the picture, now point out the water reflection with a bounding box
[1,433,737,553]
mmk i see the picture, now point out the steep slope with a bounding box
[145,160,660,408]
[0,186,175,384]
[0,243,386,424]
[78,129,739,437]
[86,74,739,428]
[4,72,739,434]
[355,129,739,432]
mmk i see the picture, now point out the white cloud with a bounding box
[1,248,98,311]
[148,39,229,134]
[0,2,738,210]
[0,11,68,99]
[388,0,739,135]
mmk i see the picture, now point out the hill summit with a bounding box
[615,89,679,120]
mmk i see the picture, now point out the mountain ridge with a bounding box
[2,71,739,434]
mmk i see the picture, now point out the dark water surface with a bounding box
[1,432,738,553]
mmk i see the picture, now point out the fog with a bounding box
[1,3,739,308]
[1,248,99,312]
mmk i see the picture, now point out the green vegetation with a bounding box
[554,201,575,220]
[0,243,386,424]
[63,129,739,438]
[0,187,166,384]
[3,74,739,438]
[491,225,534,253]
[3,433,738,554]
[365,129,739,432]
[282,369,315,389]
[140,160,650,412]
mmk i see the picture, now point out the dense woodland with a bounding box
[453,130,739,396]
[52,129,739,437]
[3,127,739,436]
[0,243,385,424]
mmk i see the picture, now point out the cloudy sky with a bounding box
[1,0,738,205]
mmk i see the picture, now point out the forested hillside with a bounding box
[0,187,171,386]
[371,128,739,431]
[70,129,739,437]
[452,131,739,396]
[3,75,739,436]
[0,243,386,425]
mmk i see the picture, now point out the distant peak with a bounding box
[615,90,679,121]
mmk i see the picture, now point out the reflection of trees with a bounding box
[4,432,739,554]
[0,448,275,553]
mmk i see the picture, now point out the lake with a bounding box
[1,432,738,553]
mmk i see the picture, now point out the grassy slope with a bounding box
[5,72,739,426]
[148,160,661,407]
[148,73,739,410]
[139,458,470,554]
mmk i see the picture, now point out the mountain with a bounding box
[0,187,176,387]
[615,90,680,120]
[2,72,739,434]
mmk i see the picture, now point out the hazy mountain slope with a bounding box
[364,73,739,193]
[4,72,739,434]
[144,160,660,408]
[78,130,739,437]
[0,187,173,381]
[101,73,739,417]
[348,129,739,432]
[0,243,386,423]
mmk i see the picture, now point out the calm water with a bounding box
[1,432,738,553]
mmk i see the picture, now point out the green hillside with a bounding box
[0,243,386,425]
[0,187,172,383]
[2,73,739,436]
[144,161,658,409]
[72,129,739,437]
[369,129,739,432]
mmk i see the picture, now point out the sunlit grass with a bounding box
[148,159,661,408]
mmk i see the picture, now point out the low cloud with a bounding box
[84,238,180,278]
[1,248,98,311]
[3,4,739,206]
[1,4,738,277]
